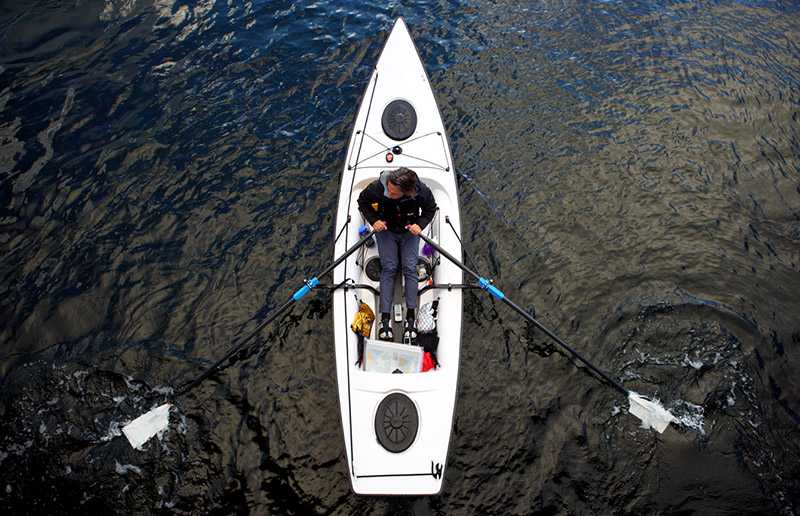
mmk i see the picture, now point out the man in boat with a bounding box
[357,167,437,342]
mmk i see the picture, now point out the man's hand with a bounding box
[373,220,387,232]
[407,223,421,235]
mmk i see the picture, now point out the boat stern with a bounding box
[345,370,457,495]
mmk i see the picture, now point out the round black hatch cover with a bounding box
[375,393,419,453]
[365,256,382,282]
[381,100,417,141]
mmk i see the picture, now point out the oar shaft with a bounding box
[177,230,373,397]
[176,296,296,396]
[419,234,479,281]
[500,297,627,396]
[418,233,628,396]
[319,230,375,277]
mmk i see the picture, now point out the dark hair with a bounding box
[388,167,419,196]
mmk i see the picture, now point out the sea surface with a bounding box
[1,0,799,514]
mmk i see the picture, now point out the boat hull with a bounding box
[332,19,462,495]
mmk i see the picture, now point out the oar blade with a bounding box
[122,403,171,449]
[628,392,674,433]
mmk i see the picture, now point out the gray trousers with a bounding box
[374,230,420,316]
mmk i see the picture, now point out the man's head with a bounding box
[386,167,419,199]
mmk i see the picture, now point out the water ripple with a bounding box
[1,0,799,513]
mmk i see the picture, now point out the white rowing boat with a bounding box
[332,18,463,495]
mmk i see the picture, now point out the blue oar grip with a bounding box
[478,278,504,300]
[293,277,319,300]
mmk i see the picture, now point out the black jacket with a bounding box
[357,171,437,233]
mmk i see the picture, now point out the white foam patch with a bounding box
[115,461,142,475]
[683,354,703,370]
[123,375,142,392]
[670,399,706,435]
[151,386,174,396]
[98,419,122,442]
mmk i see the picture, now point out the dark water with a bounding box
[1,0,799,514]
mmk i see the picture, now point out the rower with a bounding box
[356,167,438,341]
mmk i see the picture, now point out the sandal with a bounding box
[379,318,393,341]
[403,317,417,340]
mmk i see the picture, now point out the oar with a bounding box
[418,234,675,433]
[121,231,374,449]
